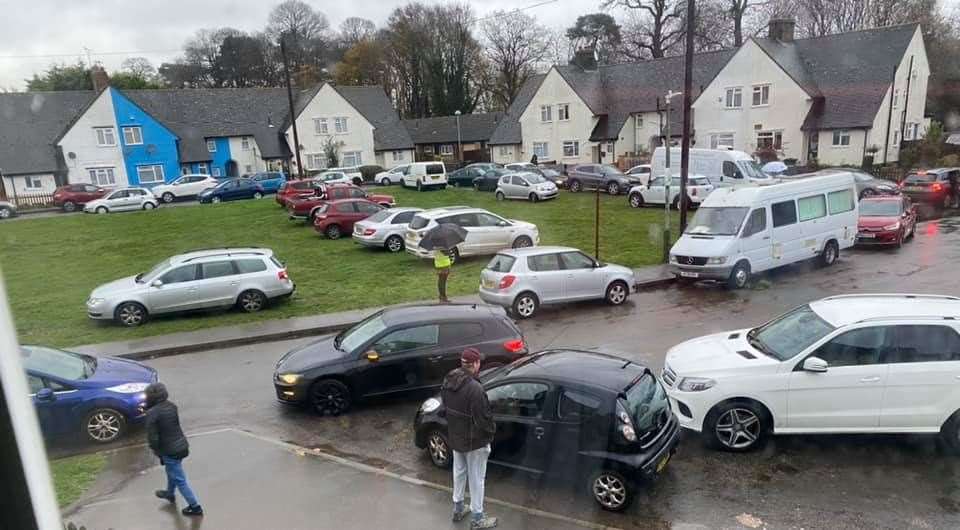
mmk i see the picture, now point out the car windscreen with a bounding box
[337,315,388,353]
[684,207,749,236]
[409,215,430,230]
[738,160,767,179]
[860,201,901,216]
[485,254,516,272]
[484,169,508,177]
[904,173,936,183]
[524,174,547,184]
[749,305,836,361]
[140,258,171,283]
[623,372,669,432]
[21,346,93,380]
[600,165,624,176]
[365,209,393,223]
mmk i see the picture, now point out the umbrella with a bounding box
[419,223,467,251]
[762,161,788,174]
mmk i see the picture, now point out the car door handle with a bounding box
[762,236,771,240]
[859,376,881,383]
[533,426,545,439]
[428,355,445,362]
[187,287,198,292]
[230,281,240,286]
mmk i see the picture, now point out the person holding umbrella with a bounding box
[435,247,452,303]
[418,223,468,303]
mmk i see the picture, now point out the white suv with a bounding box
[663,294,960,452]
[405,206,539,260]
[151,174,219,203]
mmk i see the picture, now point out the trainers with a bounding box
[181,505,204,516]
[154,490,174,503]
[471,516,498,529]
[453,502,469,522]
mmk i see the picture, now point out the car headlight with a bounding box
[107,382,151,393]
[707,257,727,265]
[278,373,300,385]
[87,297,105,306]
[669,255,679,264]
[883,222,901,231]
[677,377,716,392]
[421,397,441,413]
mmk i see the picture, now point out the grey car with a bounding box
[86,248,295,326]
[478,246,635,318]
[495,172,558,202]
[784,168,900,199]
[352,207,424,252]
[566,164,643,195]
[0,200,17,219]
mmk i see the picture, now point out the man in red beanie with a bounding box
[441,348,497,528]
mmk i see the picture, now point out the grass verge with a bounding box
[50,453,106,508]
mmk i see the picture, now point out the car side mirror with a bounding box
[498,221,508,227]
[802,356,828,373]
[36,388,54,402]
[151,279,163,288]
[365,351,380,362]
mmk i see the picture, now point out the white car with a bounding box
[405,206,539,260]
[626,164,652,185]
[151,174,219,203]
[352,207,423,252]
[402,161,447,191]
[375,164,410,186]
[627,175,714,209]
[495,172,558,202]
[84,188,158,214]
[662,294,960,453]
[314,171,352,185]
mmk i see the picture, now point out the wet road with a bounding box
[69,218,960,529]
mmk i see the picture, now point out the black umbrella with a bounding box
[419,223,468,251]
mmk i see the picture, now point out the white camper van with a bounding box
[651,147,771,186]
[669,172,858,288]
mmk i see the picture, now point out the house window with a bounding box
[314,118,328,135]
[241,137,251,150]
[424,145,434,155]
[306,154,325,170]
[635,114,643,128]
[87,167,116,186]
[196,163,208,174]
[752,84,770,106]
[724,87,742,109]
[245,164,253,173]
[893,130,900,146]
[498,146,511,156]
[562,140,579,157]
[25,176,43,190]
[94,127,116,147]
[342,151,362,166]
[392,150,404,161]
[533,142,549,158]
[122,126,143,145]
[893,88,900,108]
[212,167,222,177]
[137,164,165,184]
[910,123,920,140]
[756,131,783,150]
[832,130,851,147]
[557,104,570,121]
[207,140,217,152]
[334,117,348,133]
[540,105,552,122]
[710,133,735,150]
[439,144,454,156]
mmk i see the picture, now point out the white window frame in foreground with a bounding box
[207,139,217,152]
[94,127,116,147]
[137,164,165,184]
[25,176,43,190]
[241,137,251,150]
[334,117,348,134]
[540,105,552,123]
[557,104,570,121]
[752,84,770,107]
[122,126,143,146]
[342,151,362,166]
[533,142,548,159]
[314,118,328,135]
[756,130,783,151]
[392,150,404,162]
[724,87,742,109]
[306,154,325,170]
[562,140,579,158]
[87,167,116,186]
[439,144,454,156]
[832,129,851,147]
[710,132,735,150]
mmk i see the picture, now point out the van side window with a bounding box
[742,208,767,237]
[798,195,827,221]
[828,189,855,214]
[722,161,742,179]
[426,164,444,175]
[772,200,797,227]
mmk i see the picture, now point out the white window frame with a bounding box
[122,126,143,146]
[724,87,742,109]
[635,114,643,128]
[832,129,851,147]
[756,130,783,151]
[562,140,579,158]
[87,167,116,186]
[557,104,570,121]
[893,130,900,146]
[306,154,325,170]
[136,164,165,184]
[24,176,43,190]
[94,127,116,147]
[893,88,900,108]
[392,150,404,162]
[314,118,328,135]
[752,84,770,107]
[334,117,348,134]
[540,105,552,123]
[212,167,222,177]
[424,145,434,154]
[533,142,549,159]
[241,137,251,150]
[196,163,208,174]
[439,144,454,156]
[207,140,217,153]
[342,151,362,166]
[710,132,735,150]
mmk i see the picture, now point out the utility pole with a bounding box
[663,91,681,263]
[679,0,695,232]
[280,36,304,179]
[455,110,462,167]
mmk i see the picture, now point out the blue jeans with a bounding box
[162,456,199,507]
[452,445,491,517]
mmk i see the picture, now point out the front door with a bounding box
[473,212,511,252]
[194,260,238,308]
[524,252,566,303]
[226,160,239,178]
[357,324,440,397]
[739,207,773,272]
[644,177,668,204]
[486,381,552,472]
[148,264,201,313]
[559,251,603,300]
[880,325,960,429]
[32,378,85,436]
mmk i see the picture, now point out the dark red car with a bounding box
[313,198,384,239]
[287,183,395,222]
[856,195,918,247]
[53,184,108,212]
[276,179,316,207]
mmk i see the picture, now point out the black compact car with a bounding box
[273,304,527,415]
[448,166,488,188]
[566,164,643,195]
[414,349,679,512]
[472,168,510,191]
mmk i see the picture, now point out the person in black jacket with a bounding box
[145,382,203,516]
[441,348,497,529]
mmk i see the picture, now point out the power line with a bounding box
[0,49,181,60]
[470,0,559,24]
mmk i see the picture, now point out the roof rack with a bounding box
[180,249,265,263]
[823,294,960,302]
[855,315,960,324]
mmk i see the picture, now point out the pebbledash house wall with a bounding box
[58,88,129,187]
[286,84,377,172]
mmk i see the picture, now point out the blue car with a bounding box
[23,345,158,444]
[249,171,287,193]
[198,177,266,203]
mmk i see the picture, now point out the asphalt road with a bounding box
[65,218,960,529]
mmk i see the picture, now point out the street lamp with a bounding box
[663,90,682,263]
[454,110,462,166]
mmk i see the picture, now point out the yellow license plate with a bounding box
[656,453,671,473]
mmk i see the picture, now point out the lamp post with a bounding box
[454,110,462,166]
[280,35,304,179]
[663,91,682,263]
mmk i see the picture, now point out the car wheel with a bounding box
[907,222,916,239]
[385,235,404,253]
[629,193,644,208]
[568,179,582,192]
[605,281,629,306]
[496,191,506,201]
[353,177,363,186]
[860,188,876,200]
[426,429,452,469]
[529,193,539,203]
[704,401,767,452]
[940,412,960,454]
[607,182,620,195]
[62,201,77,212]
[326,224,343,240]
[211,196,221,204]
[512,292,539,319]
[512,235,533,249]
[96,206,109,214]
[162,192,175,203]
[142,202,156,210]
[473,181,481,191]
[310,379,352,416]
[114,302,147,327]
[253,191,264,200]
[0,206,13,219]
[671,195,680,210]
[589,470,633,512]
[380,178,390,186]
[84,408,126,444]
[819,240,839,267]
[726,260,750,290]
[236,289,266,312]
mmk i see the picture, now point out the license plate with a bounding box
[656,453,671,473]
[858,232,876,238]
[904,186,924,192]
[679,272,699,278]
[432,175,441,180]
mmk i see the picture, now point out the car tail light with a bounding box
[363,228,376,236]
[278,269,289,281]
[498,275,516,289]
[503,339,525,353]
[932,183,943,192]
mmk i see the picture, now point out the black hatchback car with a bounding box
[414,349,679,512]
[273,304,527,415]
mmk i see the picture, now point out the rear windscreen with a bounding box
[409,215,430,230]
[905,173,936,183]
[486,254,516,272]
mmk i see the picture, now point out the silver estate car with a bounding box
[352,207,424,252]
[495,172,559,202]
[86,248,295,327]
[478,246,635,318]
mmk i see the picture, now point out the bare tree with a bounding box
[183,27,242,86]
[339,17,376,46]
[566,13,622,63]
[120,57,156,79]
[721,0,770,46]
[266,0,330,76]
[481,10,550,109]
[604,0,684,59]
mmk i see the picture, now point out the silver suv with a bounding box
[404,206,539,260]
[86,248,295,327]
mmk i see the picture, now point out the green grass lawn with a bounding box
[0,187,679,347]
[50,453,106,508]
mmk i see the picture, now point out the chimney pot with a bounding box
[91,65,110,93]
[768,18,796,42]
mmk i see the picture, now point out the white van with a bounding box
[652,147,771,186]
[402,161,447,190]
[669,172,858,288]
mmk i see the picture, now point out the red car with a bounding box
[856,195,918,247]
[53,183,108,212]
[276,179,316,207]
[313,198,384,239]
[287,183,395,222]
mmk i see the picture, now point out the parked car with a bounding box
[312,198,384,239]
[447,166,488,188]
[314,171,352,185]
[900,167,960,209]
[352,207,424,252]
[151,174,219,203]
[784,168,900,199]
[495,172,559,202]
[478,246,634,318]
[662,294,960,453]
[405,206,539,261]
[628,176,715,209]
[272,303,527,415]
[414,349,679,511]
[52,183,108,212]
[322,166,363,185]
[472,168,510,191]
[669,173,858,288]
[465,162,503,173]
[23,344,157,444]
[627,164,653,184]
[276,179,317,207]
[287,183,395,222]
[652,147,771,185]
[374,164,410,186]
[504,163,566,188]
[248,171,287,193]
[0,200,18,219]
[402,161,447,190]
[566,164,643,195]
[504,162,536,172]
[197,178,264,203]
[84,187,158,214]
[856,195,917,247]
[86,248,294,327]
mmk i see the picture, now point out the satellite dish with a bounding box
[68,152,76,159]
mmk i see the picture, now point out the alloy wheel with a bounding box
[97,206,108,214]
[512,236,533,249]
[239,291,265,312]
[254,192,263,199]
[63,201,77,212]
[715,408,761,450]
[0,208,10,219]
[326,225,342,239]
[608,182,619,195]
[212,196,221,204]
[143,202,155,210]
[312,383,349,415]
[629,194,643,208]
[570,180,581,192]
[386,236,404,253]
[117,303,145,326]
[87,410,122,442]
[516,295,536,317]
[427,432,450,468]
[163,193,175,203]
[592,473,627,510]
[607,283,627,305]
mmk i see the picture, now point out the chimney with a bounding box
[768,18,796,42]
[91,65,109,93]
